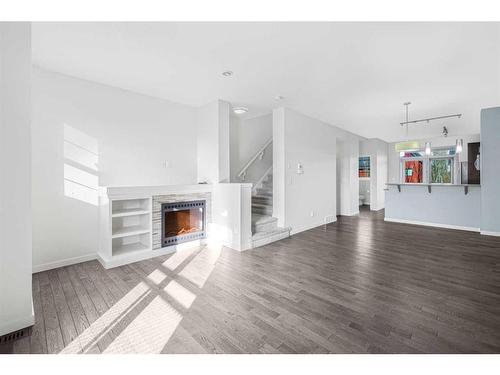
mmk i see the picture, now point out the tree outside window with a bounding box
[430,158,452,183]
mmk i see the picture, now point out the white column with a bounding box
[196,99,230,184]
[0,22,34,335]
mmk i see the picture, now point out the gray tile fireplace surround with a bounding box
[152,192,212,250]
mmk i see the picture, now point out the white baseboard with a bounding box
[480,230,500,237]
[384,217,480,232]
[0,313,35,336]
[340,210,360,216]
[32,253,97,273]
[97,250,152,269]
[290,218,337,236]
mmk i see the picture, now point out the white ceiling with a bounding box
[32,22,500,142]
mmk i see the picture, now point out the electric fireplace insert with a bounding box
[161,200,206,247]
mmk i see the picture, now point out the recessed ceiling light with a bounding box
[222,71,233,77]
[233,106,248,115]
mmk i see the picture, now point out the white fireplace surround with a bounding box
[97,183,252,269]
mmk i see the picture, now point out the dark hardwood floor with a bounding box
[9,208,500,353]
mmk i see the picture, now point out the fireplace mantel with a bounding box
[101,184,213,200]
[97,183,252,269]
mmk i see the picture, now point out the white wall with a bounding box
[377,142,388,209]
[196,99,230,184]
[0,22,34,335]
[218,101,230,183]
[360,138,388,211]
[387,134,480,184]
[211,183,252,251]
[32,67,198,271]
[273,109,286,227]
[273,108,339,234]
[230,113,272,184]
[359,179,370,205]
[336,137,360,216]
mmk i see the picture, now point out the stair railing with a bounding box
[237,138,272,181]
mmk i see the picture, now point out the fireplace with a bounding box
[161,200,206,247]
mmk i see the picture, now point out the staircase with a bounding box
[251,172,290,248]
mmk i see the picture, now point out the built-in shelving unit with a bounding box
[99,195,153,268]
[111,198,151,256]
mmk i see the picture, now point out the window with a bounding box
[430,158,453,183]
[404,160,424,183]
[399,146,456,184]
[431,148,456,157]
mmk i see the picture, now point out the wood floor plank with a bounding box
[71,262,116,353]
[12,337,30,354]
[56,267,94,351]
[47,269,79,350]
[64,265,102,354]
[39,272,65,354]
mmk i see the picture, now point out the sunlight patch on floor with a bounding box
[60,281,150,354]
[103,296,182,354]
[164,280,196,309]
[147,269,167,285]
[178,245,222,288]
[60,243,223,354]
[162,245,198,271]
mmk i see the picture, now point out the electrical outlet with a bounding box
[163,160,169,168]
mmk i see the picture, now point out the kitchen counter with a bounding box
[384,183,481,231]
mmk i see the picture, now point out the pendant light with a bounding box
[425,142,431,155]
[456,139,463,153]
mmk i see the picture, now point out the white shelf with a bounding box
[111,198,150,216]
[112,242,151,257]
[112,225,151,239]
[112,208,150,218]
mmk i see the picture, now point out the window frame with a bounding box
[429,155,454,184]
[399,147,458,184]
[400,157,426,184]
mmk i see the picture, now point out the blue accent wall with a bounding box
[480,107,500,234]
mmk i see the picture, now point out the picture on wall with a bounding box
[359,156,370,178]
